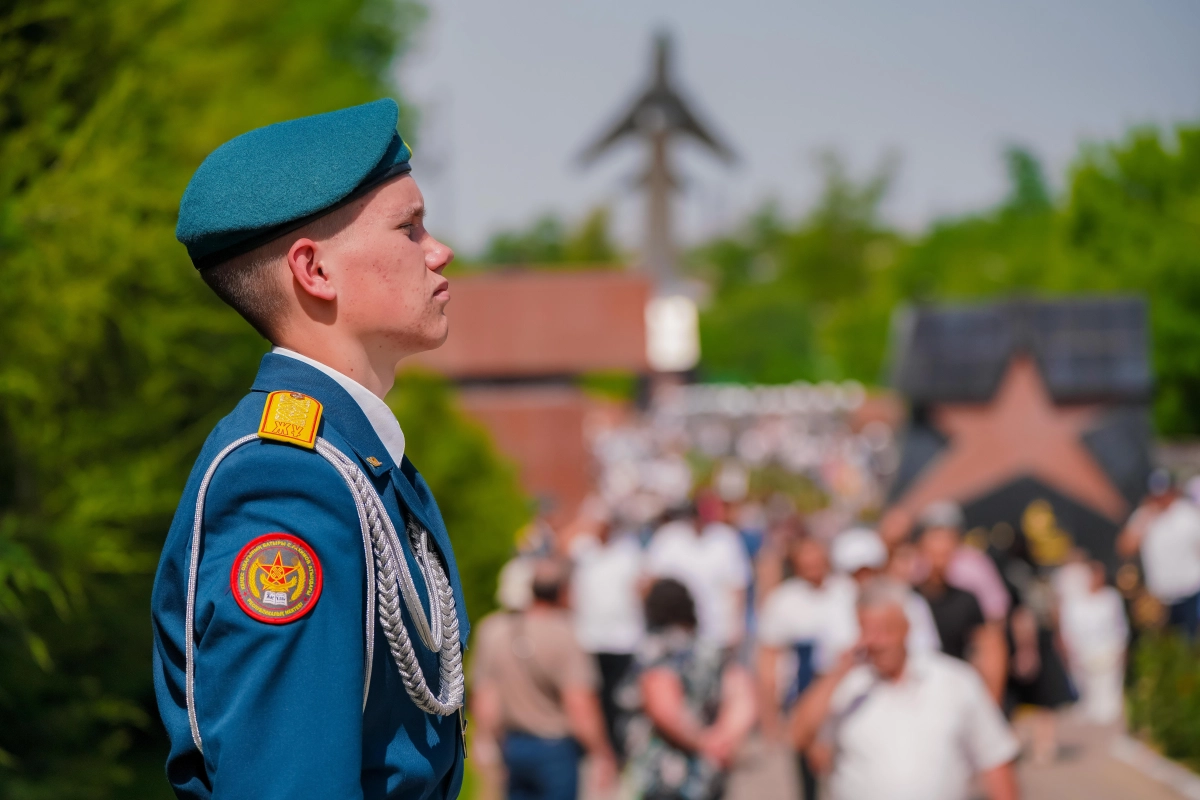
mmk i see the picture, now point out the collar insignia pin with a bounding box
[366,456,383,468]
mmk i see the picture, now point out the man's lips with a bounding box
[433,280,450,300]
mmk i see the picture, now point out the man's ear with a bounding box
[287,238,337,301]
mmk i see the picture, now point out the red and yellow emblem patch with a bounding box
[231,533,323,624]
[258,391,323,449]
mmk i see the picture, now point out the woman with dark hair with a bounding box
[617,579,756,800]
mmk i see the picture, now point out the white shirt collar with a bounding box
[271,346,406,466]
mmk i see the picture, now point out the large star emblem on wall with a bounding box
[896,356,1128,522]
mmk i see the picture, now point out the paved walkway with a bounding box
[1015,717,1185,800]
[721,714,1188,800]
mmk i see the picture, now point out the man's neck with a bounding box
[921,574,947,597]
[273,334,399,399]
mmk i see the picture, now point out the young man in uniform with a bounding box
[152,99,467,799]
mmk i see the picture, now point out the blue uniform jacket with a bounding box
[152,353,468,799]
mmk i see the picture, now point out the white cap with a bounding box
[495,557,534,611]
[832,527,888,575]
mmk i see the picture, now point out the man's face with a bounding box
[919,526,959,577]
[792,539,829,585]
[321,175,453,357]
[858,603,908,678]
[886,543,920,585]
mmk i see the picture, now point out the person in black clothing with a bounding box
[1006,565,1075,764]
[917,523,1008,701]
[922,579,986,661]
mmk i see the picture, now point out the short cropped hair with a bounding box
[644,578,697,632]
[530,558,571,604]
[917,500,965,533]
[199,204,357,341]
[856,577,912,613]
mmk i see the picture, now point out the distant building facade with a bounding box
[413,270,653,526]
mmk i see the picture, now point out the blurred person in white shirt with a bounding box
[791,579,1020,800]
[569,501,646,757]
[833,528,942,657]
[647,497,751,649]
[1060,560,1129,724]
[1118,469,1200,637]
[757,536,857,800]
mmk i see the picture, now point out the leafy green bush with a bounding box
[1129,632,1200,771]
[0,1,529,797]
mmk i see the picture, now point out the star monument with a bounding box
[895,357,1129,523]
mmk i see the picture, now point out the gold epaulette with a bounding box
[257,391,323,449]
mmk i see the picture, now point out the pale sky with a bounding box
[398,0,1200,255]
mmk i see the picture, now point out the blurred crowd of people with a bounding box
[468,391,1200,800]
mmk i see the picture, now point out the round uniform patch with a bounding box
[231,533,323,624]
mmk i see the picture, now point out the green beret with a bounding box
[176,99,412,270]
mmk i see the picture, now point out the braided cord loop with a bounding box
[316,440,465,716]
[185,436,464,755]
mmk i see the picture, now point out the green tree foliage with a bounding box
[889,132,1200,434]
[0,1,525,797]
[475,206,619,267]
[1057,128,1200,435]
[692,152,902,384]
[694,130,1200,436]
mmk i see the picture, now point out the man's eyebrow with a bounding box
[393,202,425,223]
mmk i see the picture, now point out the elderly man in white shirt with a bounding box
[791,578,1019,800]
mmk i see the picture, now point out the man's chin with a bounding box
[414,319,450,352]
[430,317,450,349]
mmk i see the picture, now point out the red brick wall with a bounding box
[458,385,594,529]
[413,270,651,378]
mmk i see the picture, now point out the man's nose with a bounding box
[426,237,454,271]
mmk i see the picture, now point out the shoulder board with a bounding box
[257,391,323,449]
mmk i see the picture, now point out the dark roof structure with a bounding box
[890,296,1151,405]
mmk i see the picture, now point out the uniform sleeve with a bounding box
[960,667,1020,770]
[191,440,366,800]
